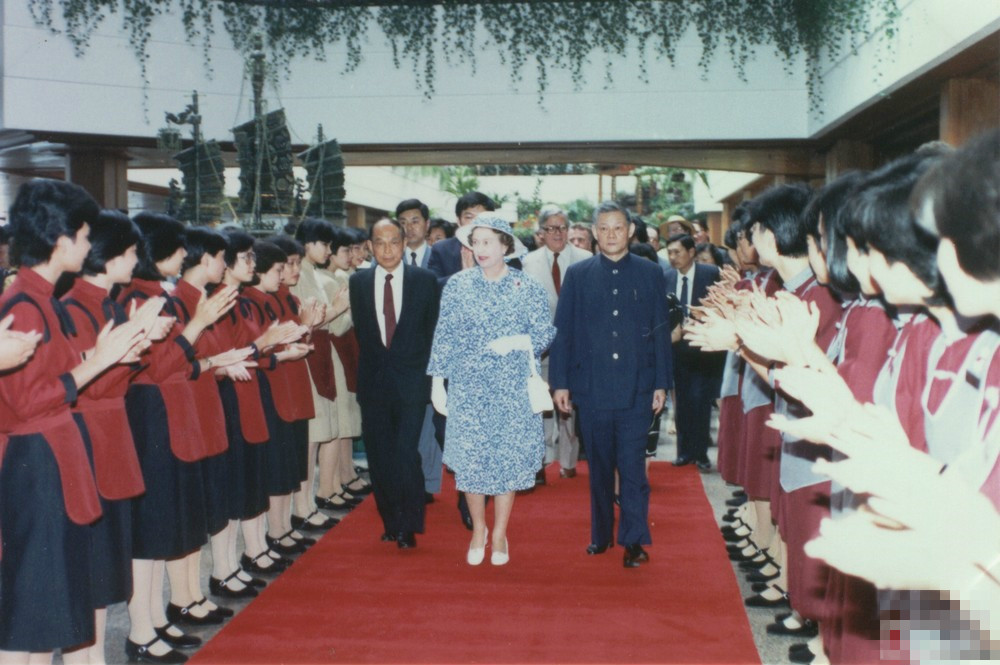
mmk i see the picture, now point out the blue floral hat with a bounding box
[455,213,528,261]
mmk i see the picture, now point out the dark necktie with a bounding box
[552,252,561,295]
[680,275,689,315]
[383,274,397,347]
[411,251,417,266]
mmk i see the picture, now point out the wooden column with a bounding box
[67,147,129,210]
[940,78,1000,147]
[825,140,874,182]
[346,204,367,229]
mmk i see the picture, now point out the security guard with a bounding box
[549,201,672,568]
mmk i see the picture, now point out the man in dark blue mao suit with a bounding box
[549,201,672,568]
[664,233,721,471]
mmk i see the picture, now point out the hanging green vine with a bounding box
[27,0,899,112]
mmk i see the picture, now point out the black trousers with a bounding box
[360,394,426,535]
[577,399,652,547]
[672,348,716,463]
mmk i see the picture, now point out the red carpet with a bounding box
[192,463,759,664]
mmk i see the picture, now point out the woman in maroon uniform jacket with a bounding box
[62,211,174,663]
[120,213,240,663]
[269,235,331,532]
[0,180,149,662]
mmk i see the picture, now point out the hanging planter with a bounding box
[28,0,900,113]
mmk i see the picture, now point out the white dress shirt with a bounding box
[374,263,404,346]
[675,263,696,307]
[544,246,566,276]
[406,242,429,267]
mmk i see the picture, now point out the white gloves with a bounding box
[487,334,532,355]
[431,376,448,416]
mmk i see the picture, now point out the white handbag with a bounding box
[526,352,554,414]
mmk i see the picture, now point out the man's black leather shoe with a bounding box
[696,459,712,472]
[623,544,649,568]
[380,532,397,542]
[672,457,693,467]
[396,532,416,549]
[586,542,611,555]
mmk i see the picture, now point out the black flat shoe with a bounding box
[767,617,819,637]
[672,457,693,467]
[623,544,649,568]
[316,492,359,511]
[266,533,306,556]
[236,571,267,588]
[165,601,223,627]
[381,532,397,542]
[739,553,775,570]
[289,531,316,547]
[722,512,740,523]
[291,511,338,532]
[344,476,373,495]
[125,636,188,664]
[153,624,202,650]
[240,552,286,575]
[746,570,781,584]
[744,587,789,609]
[195,597,233,618]
[586,542,612,555]
[788,643,815,664]
[396,532,416,549]
[725,494,747,507]
[209,570,258,599]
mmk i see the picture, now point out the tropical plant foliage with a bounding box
[30,0,898,111]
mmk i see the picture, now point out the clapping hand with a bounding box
[193,285,239,328]
[771,365,855,417]
[431,376,448,416]
[684,308,739,352]
[216,360,258,382]
[0,314,42,370]
[719,264,741,289]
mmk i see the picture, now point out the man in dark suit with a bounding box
[664,233,721,471]
[395,198,441,505]
[349,218,440,548]
[427,191,495,280]
[549,201,671,569]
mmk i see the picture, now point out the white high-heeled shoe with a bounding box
[467,528,488,566]
[490,538,509,566]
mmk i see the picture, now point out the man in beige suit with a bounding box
[521,205,591,480]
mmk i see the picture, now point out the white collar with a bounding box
[374,263,403,281]
[678,263,696,280]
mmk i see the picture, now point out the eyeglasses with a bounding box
[543,225,568,234]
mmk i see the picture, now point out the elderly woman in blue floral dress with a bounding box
[427,214,556,566]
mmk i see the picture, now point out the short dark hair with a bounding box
[330,225,356,253]
[629,242,658,263]
[253,240,288,275]
[455,191,496,218]
[808,172,866,294]
[83,209,142,276]
[9,179,100,268]
[914,129,1000,281]
[369,218,404,242]
[222,228,255,267]
[593,200,628,223]
[748,183,813,257]
[428,217,455,238]
[268,234,304,258]
[630,214,650,244]
[295,217,335,245]
[395,199,429,221]
[666,233,695,251]
[182,226,227,274]
[852,149,951,305]
[133,212,187,281]
[803,172,864,244]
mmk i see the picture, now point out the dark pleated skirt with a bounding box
[72,413,133,608]
[218,381,268,520]
[201,451,230,536]
[716,395,743,485]
[0,433,94,651]
[779,481,832,621]
[126,385,207,560]
[260,374,300,496]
